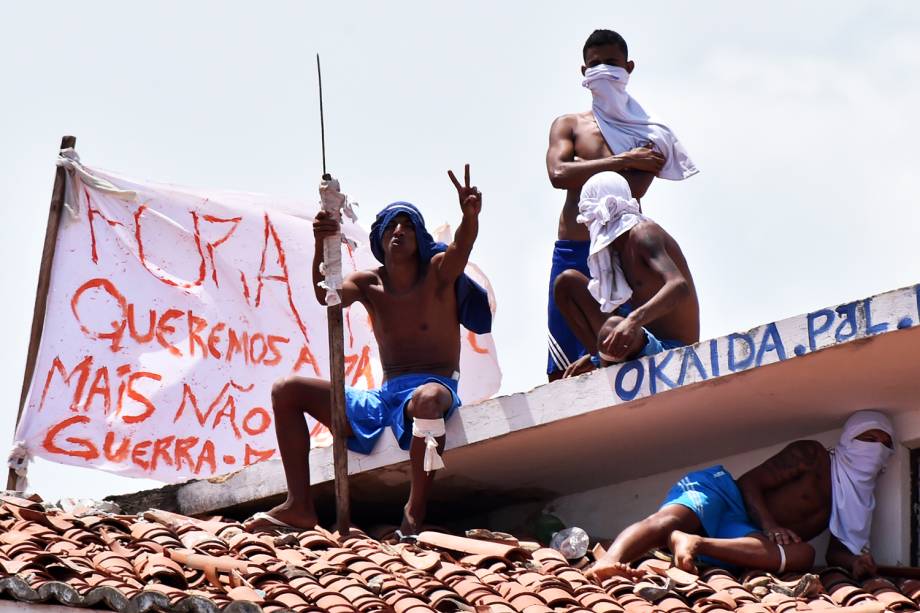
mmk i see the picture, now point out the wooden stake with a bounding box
[7,135,76,491]
[317,53,350,533]
[876,565,920,579]
[326,302,350,533]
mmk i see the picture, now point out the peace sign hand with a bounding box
[447,163,482,217]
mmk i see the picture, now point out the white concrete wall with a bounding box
[174,285,920,517]
[542,410,920,566]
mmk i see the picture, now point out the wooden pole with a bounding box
[317,53,350,533]
[876,565,920,579]
[326,302,350,533]
[7,135,76,491]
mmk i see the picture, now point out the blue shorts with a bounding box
[640,333,684,356]
[344,373,461,455]
[547,240,592,375]
[661,465,759,564]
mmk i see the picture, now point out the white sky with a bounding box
[2,1,919,502]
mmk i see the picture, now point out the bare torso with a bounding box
[614,221,700,344]
[761,446,833,540]
[558,111,654,241]
[353,254,460,380]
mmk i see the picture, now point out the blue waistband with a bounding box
[553,239,591,253]
[381,372,459,391]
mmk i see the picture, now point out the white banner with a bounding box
[13,161,501,482]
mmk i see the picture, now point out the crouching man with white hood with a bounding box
[588,410,896,580]
[553,171,699,377]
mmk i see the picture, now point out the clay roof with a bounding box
[1,494,919,613]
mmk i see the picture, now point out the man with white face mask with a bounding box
[545,29,698,381]
[588,410,895,580]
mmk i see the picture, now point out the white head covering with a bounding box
[829,410,895,554]
[576,172,647,313]
[582,64,699,181]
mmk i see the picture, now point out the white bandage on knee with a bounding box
[412,418,446,473]
[776,543,787,574]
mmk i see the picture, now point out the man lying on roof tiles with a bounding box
[245,165,488,538]
[589,410,895,580]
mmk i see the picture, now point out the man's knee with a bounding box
[597,316,625,340]
[648,505,701,534]
[596,316,627,360]
[272,376,315,415]
[553,269,588,303]
[408,383,452,420]
[647,511,684,534]
[271,376,296,410]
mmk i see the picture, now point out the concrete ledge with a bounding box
[109,284,920,517]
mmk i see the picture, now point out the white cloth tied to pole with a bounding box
[582,65,698,181]
[829,410,895,554]
[7,440,31,491]
[412,417,446,473]
[318,178,358,306]
[56,148,137,218]
[577,172,648,313]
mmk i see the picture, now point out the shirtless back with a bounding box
[552,202,700,372]
[738,440,833,542]
[613,221,700,345]
[731,424,894,576]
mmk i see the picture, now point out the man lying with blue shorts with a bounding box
[554,172,699,377]
[588,411,895,580]
[245,164,488,536]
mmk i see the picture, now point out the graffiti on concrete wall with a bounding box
[612,285,920,402]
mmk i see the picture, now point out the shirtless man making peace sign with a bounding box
[246,165,486,537]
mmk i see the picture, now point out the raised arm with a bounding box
[598,226,690,361]
[545,114,663,198]
[436,163,481,283]
[312,210,363,307]
[736,440,826,544]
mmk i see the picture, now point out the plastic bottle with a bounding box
[549,526,590,559]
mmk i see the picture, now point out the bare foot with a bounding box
[243,499,318,532]
[586,558,647,582]
[399,503,424,537]
[668,530,701,574]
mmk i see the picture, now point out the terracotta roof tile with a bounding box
[2,501,920,613]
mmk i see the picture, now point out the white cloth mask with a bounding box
[829,410,895,554]
[582,64,699,181]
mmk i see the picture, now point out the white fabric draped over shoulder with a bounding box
[582,65,698,181]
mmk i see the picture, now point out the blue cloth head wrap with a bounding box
[369,202,492,334]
